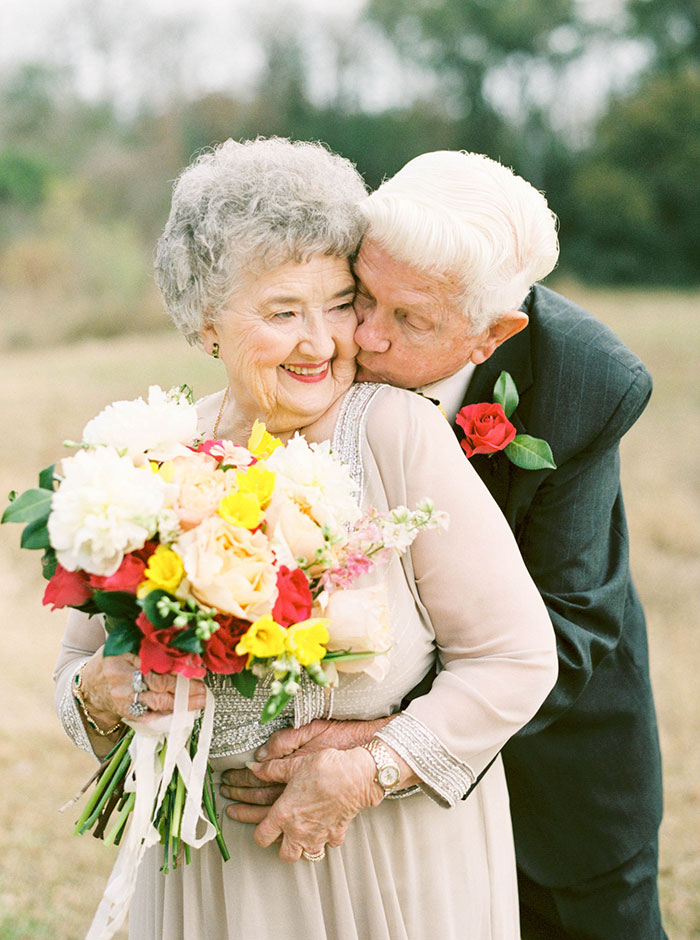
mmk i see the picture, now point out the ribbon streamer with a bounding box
[85,675,216,940]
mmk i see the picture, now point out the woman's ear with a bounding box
[201,323,219,357]
[469,311,528,365]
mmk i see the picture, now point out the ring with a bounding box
[129,692,148,717]
[301,848,326,862]
[131,669,148,693]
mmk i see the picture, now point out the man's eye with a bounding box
[331,302,354,313]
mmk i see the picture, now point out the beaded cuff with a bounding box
[376,712,475,808]
[58,659,98,757]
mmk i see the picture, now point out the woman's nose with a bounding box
[297,315,335,359]
[354,310,390,353]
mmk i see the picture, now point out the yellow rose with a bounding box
[169,452,231,530]
[285,618,330,667]
[218,491,264,530]
[248,420,282,459]
[236,615,287,659]
[138,545,185,596]
[175,515,277,620]
[236,462,276,509]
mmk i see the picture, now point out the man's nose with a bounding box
[354,310,390,353]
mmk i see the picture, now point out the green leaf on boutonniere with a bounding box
[41,548,57,580]
[104,617,142,656]
[2,488,53,524]
[231,669,258,699]
[20,517,51,550]
[505,435,556,471]
[492,371,519,419]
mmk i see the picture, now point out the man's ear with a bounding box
[470,311,528,365]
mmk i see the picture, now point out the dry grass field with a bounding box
[0,284,698,939]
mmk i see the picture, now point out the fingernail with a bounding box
[256,746,268,759]
[245,761,261,771]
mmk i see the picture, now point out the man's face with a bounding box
[353,239,481,387]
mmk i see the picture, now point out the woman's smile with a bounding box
[280,360,331,383]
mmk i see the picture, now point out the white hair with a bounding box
[155,137,368,345]
[361,151,559,332]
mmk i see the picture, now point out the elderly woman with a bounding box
[54,137,557,940]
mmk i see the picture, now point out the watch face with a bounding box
[377,765,401,789]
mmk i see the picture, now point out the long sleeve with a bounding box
[54,609,108,758]
[365,387,558,805]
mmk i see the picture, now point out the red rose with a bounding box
[272,565,313,627]
[456,402,517,458]
[42,564,93,610]
[202,615,249,674]
[136,612,206,679]
[88,554,147,594]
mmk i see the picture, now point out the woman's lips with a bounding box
[280,361,330,383]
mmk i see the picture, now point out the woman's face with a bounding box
[202,254,358,435]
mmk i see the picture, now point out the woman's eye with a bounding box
[274,311,295,320]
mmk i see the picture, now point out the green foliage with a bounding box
[0,151,49,207]
[493,371,519,419]
[505,435,556,471]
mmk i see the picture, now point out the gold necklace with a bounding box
[212,387,229,439]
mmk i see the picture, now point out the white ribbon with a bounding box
[85,675,216,940]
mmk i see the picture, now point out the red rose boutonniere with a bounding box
[456,371,556,470]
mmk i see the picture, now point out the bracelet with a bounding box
[73,663,122,736]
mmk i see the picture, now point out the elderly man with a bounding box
[223,152,666,940]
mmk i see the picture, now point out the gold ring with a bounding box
[301,848,326,862]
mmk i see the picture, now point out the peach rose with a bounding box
[324,584,392,681]
[167,452,232,530]
[175,516,277,620]
[266,495,327,570]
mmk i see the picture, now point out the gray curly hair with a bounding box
[155,137,369,345]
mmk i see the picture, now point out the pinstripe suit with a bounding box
[462,285,665,937]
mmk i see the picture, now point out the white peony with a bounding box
[82,385,200,461]
[323,584,392,682]
[266,435,361,535]
[48,446,168,576]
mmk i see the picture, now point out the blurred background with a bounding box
[0,1,698,937]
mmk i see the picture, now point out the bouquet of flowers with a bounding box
[3,384,446,934]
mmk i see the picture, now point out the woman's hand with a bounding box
[80,648,207,729]
[227,747,383,862]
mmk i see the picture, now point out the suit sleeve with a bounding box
[514,366,652,735]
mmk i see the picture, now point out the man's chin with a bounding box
[354,363,386,384]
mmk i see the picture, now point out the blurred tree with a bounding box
[567,64,700,283]
[627,0,700,71]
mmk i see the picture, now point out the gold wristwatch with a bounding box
[363,738,401,795]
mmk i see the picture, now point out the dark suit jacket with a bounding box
[461,285,663,888]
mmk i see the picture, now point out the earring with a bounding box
[211,342,220,359]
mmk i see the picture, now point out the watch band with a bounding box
[363,738,402,794]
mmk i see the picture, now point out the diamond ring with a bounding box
[129,692,148,717]
[301,848,326,862]
[131,669,148,694]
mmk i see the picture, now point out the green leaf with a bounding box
[38,463,56,491]
[103,618,142,656]
[2,488,52,524]
[260,690,293,724]
[323,650,381,662]
[168,628,203,654]
[20,517,51,550]
[492,371,519,418]
[231,670,258,699]
[93,590,140,620]
[504,435,557,471]
[41,548,57,581]
[140,589,177,629]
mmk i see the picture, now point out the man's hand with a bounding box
[220,717,392,811]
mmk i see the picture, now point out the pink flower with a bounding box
[272,566,313,627]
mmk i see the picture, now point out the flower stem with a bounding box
[77,748,132,834]
[73,731,133,835]
[103,791,135,846]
